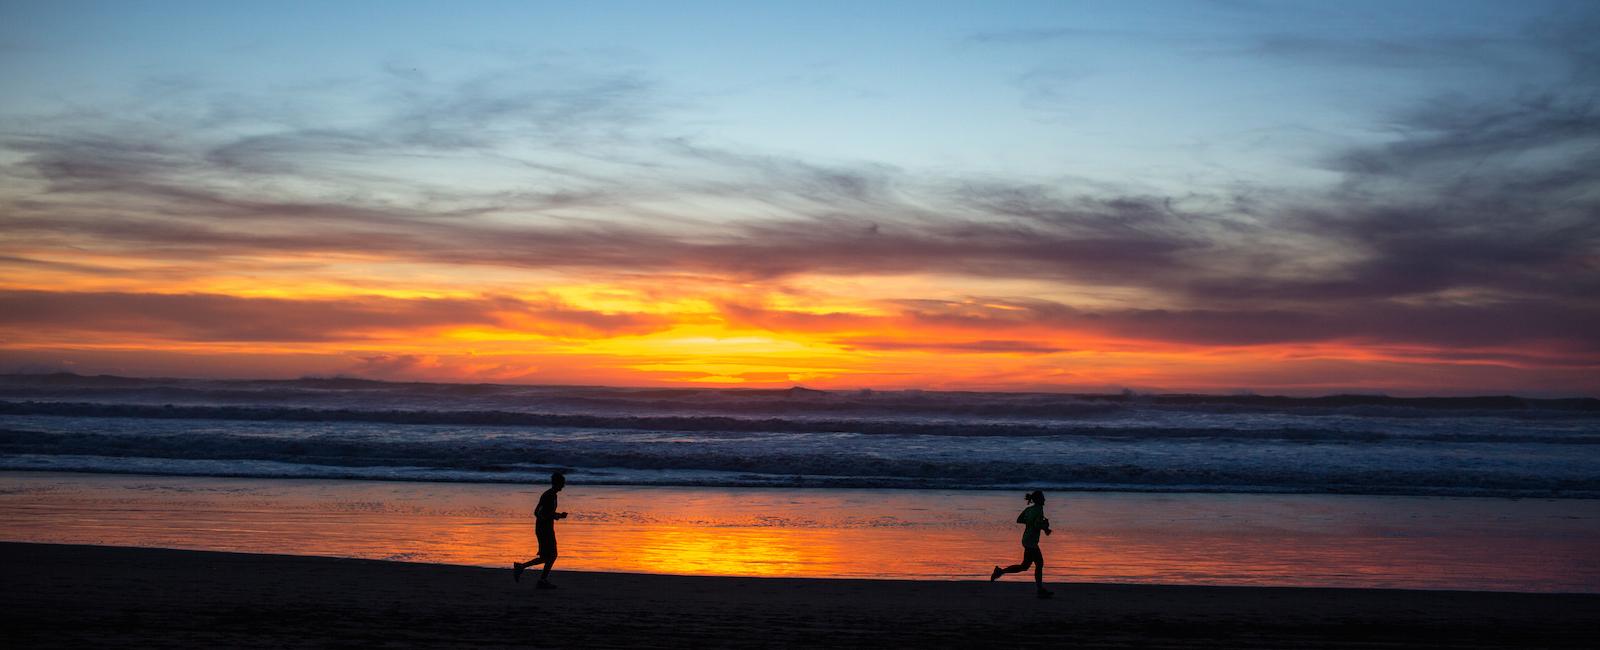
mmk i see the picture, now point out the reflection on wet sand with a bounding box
[623,526,838,577]
[2,472,1597,592]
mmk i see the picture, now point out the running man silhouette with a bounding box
[513,471,568,589]
[990,489,1054,598]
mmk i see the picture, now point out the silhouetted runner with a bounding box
[990,490,1054,598]
[513,472,568,589]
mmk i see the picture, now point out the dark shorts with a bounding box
[1021,543,1042,565]
[536,527,557,558]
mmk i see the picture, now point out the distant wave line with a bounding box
[2,401,1596,443]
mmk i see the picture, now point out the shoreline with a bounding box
[7,542,1599,648]
[6,471,1598,592]
[7,465,1598,499]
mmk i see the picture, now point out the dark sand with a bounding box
[5,543,1597,648]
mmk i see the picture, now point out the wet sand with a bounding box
[6,542,1597,648]
[7,472,1598,592]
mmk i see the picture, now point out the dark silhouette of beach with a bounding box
[6,543,1597,648]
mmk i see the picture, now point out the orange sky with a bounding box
[2,261,1595,394]
[1,192,1596,395]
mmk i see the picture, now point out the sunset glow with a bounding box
[2,1,1596,395]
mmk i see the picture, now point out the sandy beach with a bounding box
[6,542,1597,648]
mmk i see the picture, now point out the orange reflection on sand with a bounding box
[558,489,849,577]
[4,475,1599,592]
[600,526,839,577]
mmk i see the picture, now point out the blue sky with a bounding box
[4,0,1583,191]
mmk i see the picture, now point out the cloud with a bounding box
[0,290,671,342]
[8,48,1587,303]
[1240,34,1529,70]
[836,339,1070,354]
[348,353,432,375]
[15,74,1588,314]
[1,137,1214,284]
[722,298,1600,360]
[1,21,1596,384]
[1206,85,1600,305]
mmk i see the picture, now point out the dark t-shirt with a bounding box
[535,488,559,534]
[1019,504,1046,546]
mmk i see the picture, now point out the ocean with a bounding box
[3,374,1598,592]
[2,374,1597,497]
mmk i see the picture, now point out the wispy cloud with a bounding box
[836,338,1071,354]
[722,298,1599,359]
[0,291,671,342]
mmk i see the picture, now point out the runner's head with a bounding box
[551,471,566,490]
[1026,490,1045,504]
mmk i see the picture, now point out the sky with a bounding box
[1,0,1596,395]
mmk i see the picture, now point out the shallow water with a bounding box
[2,471,1596,592]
